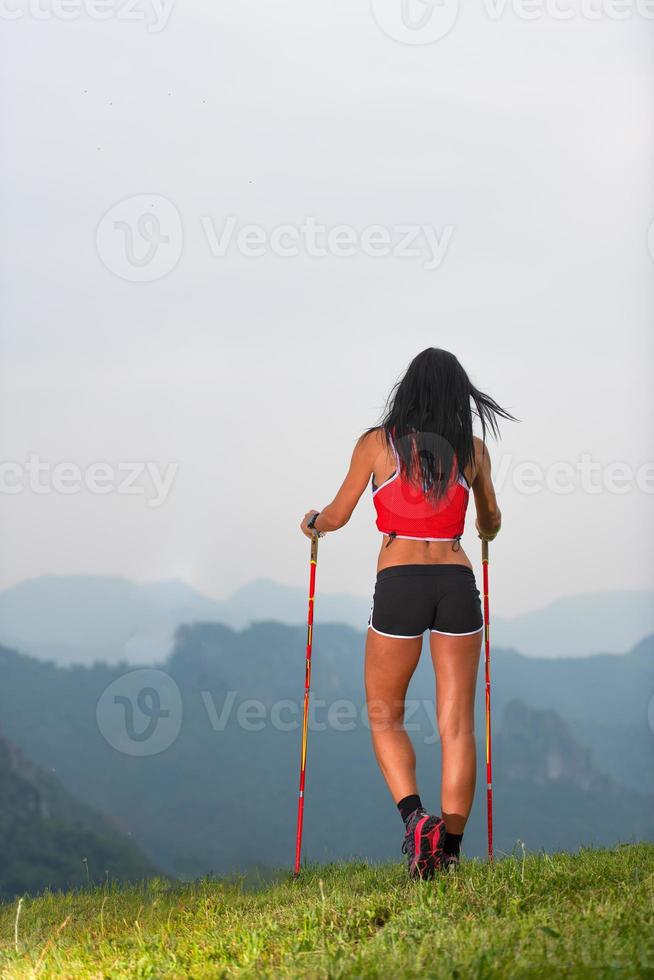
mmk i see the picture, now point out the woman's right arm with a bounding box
[472,436,502,541]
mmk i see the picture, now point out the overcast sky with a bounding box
[1,1,652,617]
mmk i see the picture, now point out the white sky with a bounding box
[1,1,653,616]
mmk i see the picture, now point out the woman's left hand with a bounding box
[300,510,320,538]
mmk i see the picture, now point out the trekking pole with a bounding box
[481,538,494,862]
[293,531,319,877]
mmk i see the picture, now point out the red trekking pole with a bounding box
[481,538,494,861]
[293,531,319,877]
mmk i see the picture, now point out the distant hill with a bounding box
[0,733,155,900]
[0,575,220,666]
[487,699,654,852]
[0,574,652,665]
[491,590,654,658]
[0,627,650,878]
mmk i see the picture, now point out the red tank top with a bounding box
[372,434,470,541]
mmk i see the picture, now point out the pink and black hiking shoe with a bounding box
[401,809,446,880]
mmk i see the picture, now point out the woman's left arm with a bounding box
[300,431,377,538]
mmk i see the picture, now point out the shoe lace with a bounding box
[402,826,416,858]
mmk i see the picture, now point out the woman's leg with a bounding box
[429,631,482,834]
[364,628,423,803]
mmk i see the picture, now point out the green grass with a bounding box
[0,844,652,978]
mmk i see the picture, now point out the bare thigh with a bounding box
[364,628,422,726]
[429,631,482,736]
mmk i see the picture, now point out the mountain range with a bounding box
[0,624,651,887]
[0,574,652,665]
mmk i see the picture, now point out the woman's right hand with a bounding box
[475,517,500,542]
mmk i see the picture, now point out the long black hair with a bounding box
[366,348,516,504]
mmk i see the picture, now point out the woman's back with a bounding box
[371,428,471,542]
[368,427,498,573]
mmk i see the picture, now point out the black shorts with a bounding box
[368,564,484,639]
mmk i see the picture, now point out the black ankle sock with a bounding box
[443,832,463,857]
[397,794,423,824]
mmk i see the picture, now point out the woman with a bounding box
[300,347,514,879]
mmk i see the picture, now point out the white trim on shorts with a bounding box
[430,625,484,636]
[367,621,423,640]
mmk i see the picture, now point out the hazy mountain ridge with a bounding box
[0,574,652,665]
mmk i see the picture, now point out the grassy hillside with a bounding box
[0,844,652,978]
